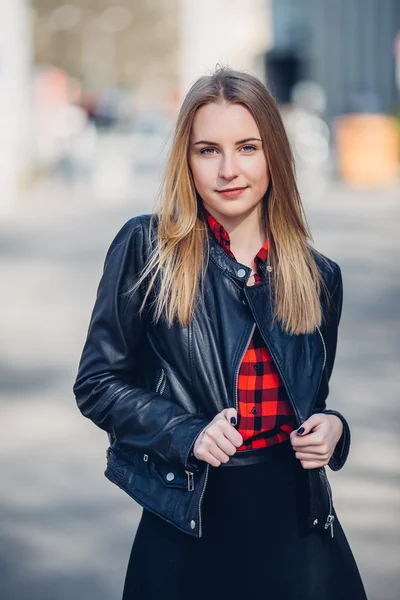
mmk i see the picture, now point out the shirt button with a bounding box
[237,268,246,277]
[251,407,258,415]
[166,472,175,481]
[266,265,273,272]
[253,363,260,370]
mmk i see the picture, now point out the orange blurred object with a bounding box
[334,114,400,186]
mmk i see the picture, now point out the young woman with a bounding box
[73,67,368,599]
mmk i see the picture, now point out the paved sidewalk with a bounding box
[0,170,399,600]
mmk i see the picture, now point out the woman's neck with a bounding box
[218,208,267,267]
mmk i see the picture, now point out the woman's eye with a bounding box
[199,145,257,155]
[200,147,217,155]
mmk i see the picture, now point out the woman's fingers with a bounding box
[193,409,243,467]
[207,420,242,453]
[291,433,326,448]
[300,460,326,470]
[198,446,230,467]
[209,446,231,466]
[295,450,330,461]
[201,428,237,463]
[291,434,331,457]
[222,407,238,426]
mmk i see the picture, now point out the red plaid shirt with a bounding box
[205,209,297,450]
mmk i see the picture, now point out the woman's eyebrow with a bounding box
[192,137,262,146]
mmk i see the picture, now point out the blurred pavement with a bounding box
[0,162,399,600]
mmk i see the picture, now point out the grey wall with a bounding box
[270,0,400,121]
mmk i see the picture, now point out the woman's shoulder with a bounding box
[109,213,158,246]
[116,213,155,234]
[310,247,342,292]
[103,213,157,268]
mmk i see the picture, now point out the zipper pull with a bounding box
[324,514,335,538]
[184,470,194,491]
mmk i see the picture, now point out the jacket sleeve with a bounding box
[312,265,351,471]
[73,217,209,469]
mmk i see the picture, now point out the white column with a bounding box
[179,0,273,97]
[0,0,33,211]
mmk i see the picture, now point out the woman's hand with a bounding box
[289,413,344,469]
[193,408,243,467]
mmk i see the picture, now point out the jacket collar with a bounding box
[150,211,268,284]
[203,209,268,284]
[206,227,269,283]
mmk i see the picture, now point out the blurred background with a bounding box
[0,1,399,599]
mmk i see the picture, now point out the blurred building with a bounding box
[266,0,400,121]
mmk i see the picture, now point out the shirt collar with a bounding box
[203,207,269,264]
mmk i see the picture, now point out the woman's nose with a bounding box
[218,153,239,180]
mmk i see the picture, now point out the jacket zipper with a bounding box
[184,470,195,491]
[252,321,315,528]
[316,326,327,370]
[198,463,210,537]
[310,326,327,417]
[155,368,166,395]
[316,326,336,536]
[231,317,334,539]
[234,323,256,412]
[252,315,335,535]
[199,321,256,538]
[254,325,301,425]
[320,468,335,538]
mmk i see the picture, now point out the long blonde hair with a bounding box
[129,66,329,335]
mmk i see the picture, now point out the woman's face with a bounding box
[188,101,269,223]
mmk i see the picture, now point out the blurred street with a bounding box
[0,149,399,600]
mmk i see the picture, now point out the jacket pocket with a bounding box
[106,443,191,492]
[104,442,201,537]
[151,461,191,490]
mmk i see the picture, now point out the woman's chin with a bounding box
[206,200,262,220]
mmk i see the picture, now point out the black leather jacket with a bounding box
[73,214,350,539]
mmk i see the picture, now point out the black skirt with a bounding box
[122,442,367,600]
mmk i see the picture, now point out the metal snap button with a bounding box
[166,472,175,481]
[237,268,246,277]
[313,518,319,526]
[143,454,149,462]
[251,407,258,415]
[266,265,272,272]
[190,520,196,529]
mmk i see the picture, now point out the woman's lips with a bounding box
[218,187,248,198]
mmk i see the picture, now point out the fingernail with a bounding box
[230,417,237,426]
[297,427,305,435]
